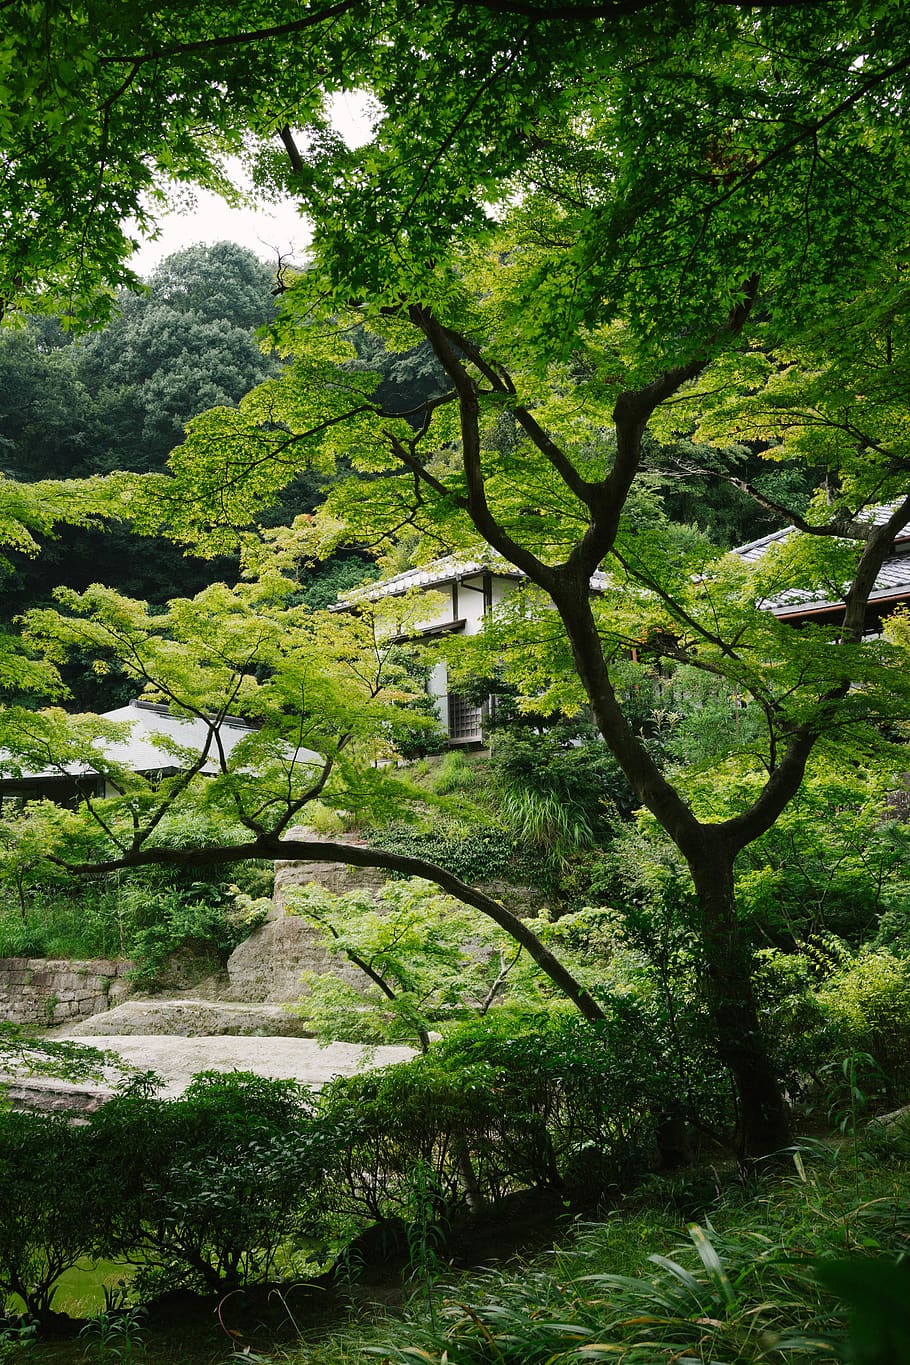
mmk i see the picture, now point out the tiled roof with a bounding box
[89,701,258,776]
[338,553,609,605]
[731,527,793,565]
[732,511,910,618]
[767,556,910,618]
[0,700,321,783]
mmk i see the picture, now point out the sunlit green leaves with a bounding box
[0,471,137,558]
[8,571,449,860]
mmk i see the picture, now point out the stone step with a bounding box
[57,998,315,1038]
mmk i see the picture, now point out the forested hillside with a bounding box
[0,244,279,701]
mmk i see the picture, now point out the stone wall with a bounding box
[0,956,133,1027]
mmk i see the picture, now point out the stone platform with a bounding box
[5,1034,414,1110]
[60,997,315,1038]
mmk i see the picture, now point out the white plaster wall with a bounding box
[418,574,518,736]
[458,575,489,636]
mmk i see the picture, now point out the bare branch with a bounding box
[437,322,596,506]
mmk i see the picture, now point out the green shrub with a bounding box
[0,804,273,972]
[815,948,910,1103]
[754,943,910,1112]
[381,690,449,760]
[434,1009,674,1195]
[750,948,830,1093]
[0,868,270,987]
[490,723,636,832]
[88,1072,332,1297]
[321,1009,679,1224]
[126,881,269,986]
[0,1111,97,1320]
[372,821,518,884]
[319,1058,497,1221]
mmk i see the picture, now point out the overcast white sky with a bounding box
[129,91,374,279]
[129,186,310,278]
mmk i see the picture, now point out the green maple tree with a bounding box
[3,2,910,1155]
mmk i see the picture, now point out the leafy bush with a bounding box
[0,1111,97,1320]
[753,942,910,1112]
[125,880,269,986]
[320,1059,497,1222]
[321,1009,677,1224]
[0,802,273,975]
[88,1072,332,1296]
[0,866,270,987]
[490,722,637,833]
[0,1071,334,1315]
[751,948,830,1087]
[372,821,518,884]
[815,948,910,1103]
[381,688,448,761]
[435,1009,678,1194]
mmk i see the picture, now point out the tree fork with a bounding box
[553,586,792,1158]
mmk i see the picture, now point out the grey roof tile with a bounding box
[0,700,321,783]
[732,510,910,617]
[338,553,608,605]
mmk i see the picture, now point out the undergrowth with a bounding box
[11,1126,910,1362]
[290,1132,910,1365]
[0,866,271,985]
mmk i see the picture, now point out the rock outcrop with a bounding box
[226,833,386,1003]
[64,998,314,1037]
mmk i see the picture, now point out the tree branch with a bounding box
[436,322,597,506]
[56,834,604,1023]
[103,0,834,68]
[279,125,307,177]
[408,305,560,590]
[105,3,364,65]
[568,275,759,581]
[725,476,885,540]
[719,495,910,851]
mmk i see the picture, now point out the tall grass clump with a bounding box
[427,750,483,796]
[497,786,596,860]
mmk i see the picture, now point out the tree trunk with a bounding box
[687,837,791,1160]
[555,588,791,1160]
